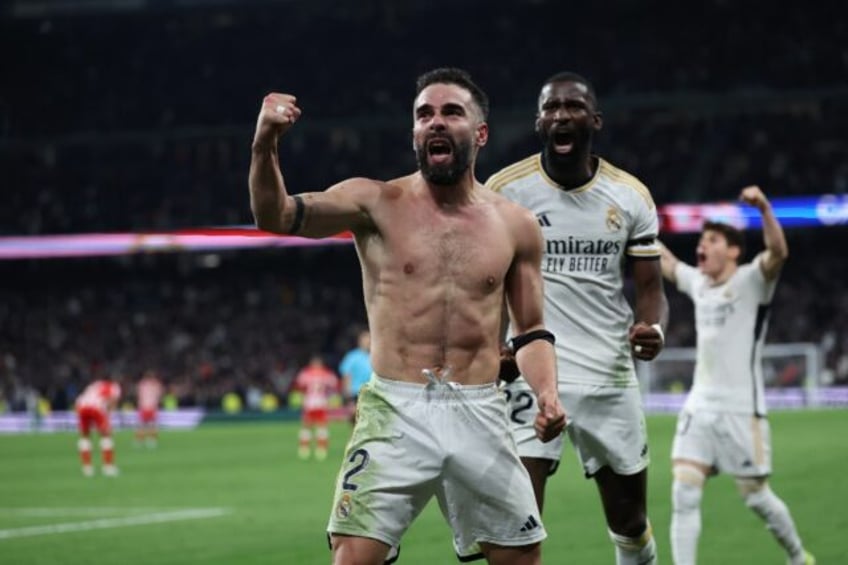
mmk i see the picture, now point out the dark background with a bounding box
[2,0,846,409]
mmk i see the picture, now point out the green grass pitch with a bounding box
[0,410,845,564]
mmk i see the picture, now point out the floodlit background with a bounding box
[1,0,846,562]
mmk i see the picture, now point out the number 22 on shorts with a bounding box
[504,389,534,424]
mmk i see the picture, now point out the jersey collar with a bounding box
[536,154,602,194]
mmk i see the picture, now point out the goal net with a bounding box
[635,342,848,412]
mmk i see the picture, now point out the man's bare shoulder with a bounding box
[328,176,382,193]
[332,173,416,198]
[386,173,418,185]
[324,176,415,208]
[482,187,541,255]
[383,173,418,195]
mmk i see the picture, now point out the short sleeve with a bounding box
[626,188,660,260]
[739,253,779,304]
[675,262,700,297]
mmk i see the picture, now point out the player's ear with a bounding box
[593,110,604,132]
[476,121,489,148]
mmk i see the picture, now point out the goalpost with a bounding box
[635,342,845,413]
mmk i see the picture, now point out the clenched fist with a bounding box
[534,390,566,443]
[629,321,664,361]
[739,185,770,212]
[252,93,302,149]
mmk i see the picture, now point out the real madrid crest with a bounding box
[606,206,622,232]
[336,493,353,519]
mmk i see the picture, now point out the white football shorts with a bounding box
[504,379,650,477]
[671,409,772,477]
[327,374,546,560]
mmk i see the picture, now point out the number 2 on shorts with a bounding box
[341,448,370,491]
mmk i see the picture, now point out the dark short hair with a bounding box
[541,71,598,108]
[703,220,746,259]
[416,67,489,120]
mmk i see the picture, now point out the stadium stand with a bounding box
[2,0,846,409]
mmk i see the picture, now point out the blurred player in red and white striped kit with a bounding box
[135,370,164,448]
[292,355,339,460]
[75,376,122,477]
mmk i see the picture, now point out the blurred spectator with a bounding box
[0,247,365,409]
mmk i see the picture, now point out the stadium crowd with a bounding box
[2,0,847,410]
[2,226,846,412]
[2,0,847,234]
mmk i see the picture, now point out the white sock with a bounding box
[742,485,805,561]
[671,478,704,565]
[609,522,657,565]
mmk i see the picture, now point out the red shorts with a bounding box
[77,406,110,436]
[302,408,328,426]
[139,408,157,424]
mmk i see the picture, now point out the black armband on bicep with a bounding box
[289,195,305,234]
[508,329,555,354]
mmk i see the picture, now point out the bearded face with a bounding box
[412,83,486,186]
[414,133,473,186]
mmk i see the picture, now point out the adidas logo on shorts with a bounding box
[519,515,540,532]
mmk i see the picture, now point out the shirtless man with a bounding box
[249,67,565,565]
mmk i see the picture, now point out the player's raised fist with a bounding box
[739,185,769,211]
[253,93,302,146]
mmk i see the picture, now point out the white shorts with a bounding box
[327,375,546,560]
[671,410,772,477]
[505,380,650,477]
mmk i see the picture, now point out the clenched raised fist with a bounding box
[253,93,302,148]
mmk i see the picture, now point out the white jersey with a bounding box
[675,254,778,415]
[487,154,660,386]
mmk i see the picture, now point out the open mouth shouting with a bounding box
[427,136,454,164]
[551,128,575,155]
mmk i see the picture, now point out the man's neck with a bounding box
[708,263,738,286]
[541,151,596,189]
[423,173,477,208]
